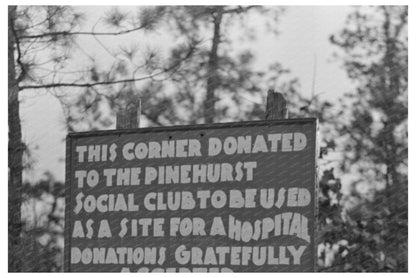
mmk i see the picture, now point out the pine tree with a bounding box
[322,6,408,271]
[136,5,297,125]
[8,5,192,271]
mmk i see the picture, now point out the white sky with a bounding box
[20,6,354,182]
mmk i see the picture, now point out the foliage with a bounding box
[20,175,65,271]
[68,6,298,128]
[154,6,290,124]
[316,6,408,271]
[9,5,408,273]
[8,5,194,271]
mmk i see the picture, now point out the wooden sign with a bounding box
[64,118,318,272]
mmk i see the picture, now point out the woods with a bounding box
[319,6,408,271]
[8,5,407,272]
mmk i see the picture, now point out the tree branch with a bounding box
[19,74,161,90]
[18,42,198,90]
[222,5,260,14]
[18,25,147,40]
[10,11,26,83]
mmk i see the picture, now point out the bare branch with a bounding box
[19,72,159,90]
[92,20,118,59]
[18,42,198,91]
[18,25,147,40]
[222,5,260,15]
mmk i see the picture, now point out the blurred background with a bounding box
[8,5,408,272]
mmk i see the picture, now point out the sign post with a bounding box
[64,116,318,272]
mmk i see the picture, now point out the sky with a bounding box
[19,6,354,182]
[3,3,413,275]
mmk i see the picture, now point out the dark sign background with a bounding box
[65,118,318,272]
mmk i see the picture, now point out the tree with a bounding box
[317,6,407,271]
[8,5,195,271]
[134,5,294,125]
[20,174,65,271]
[64,6,299,127]
[9,5,304,272]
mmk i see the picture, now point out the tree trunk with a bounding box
[381,7,403,212]
[204,7,223,124]
[8,5,23,272]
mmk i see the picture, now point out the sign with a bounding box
[64,118,318,272]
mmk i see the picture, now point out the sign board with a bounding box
[64,118,318,272]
